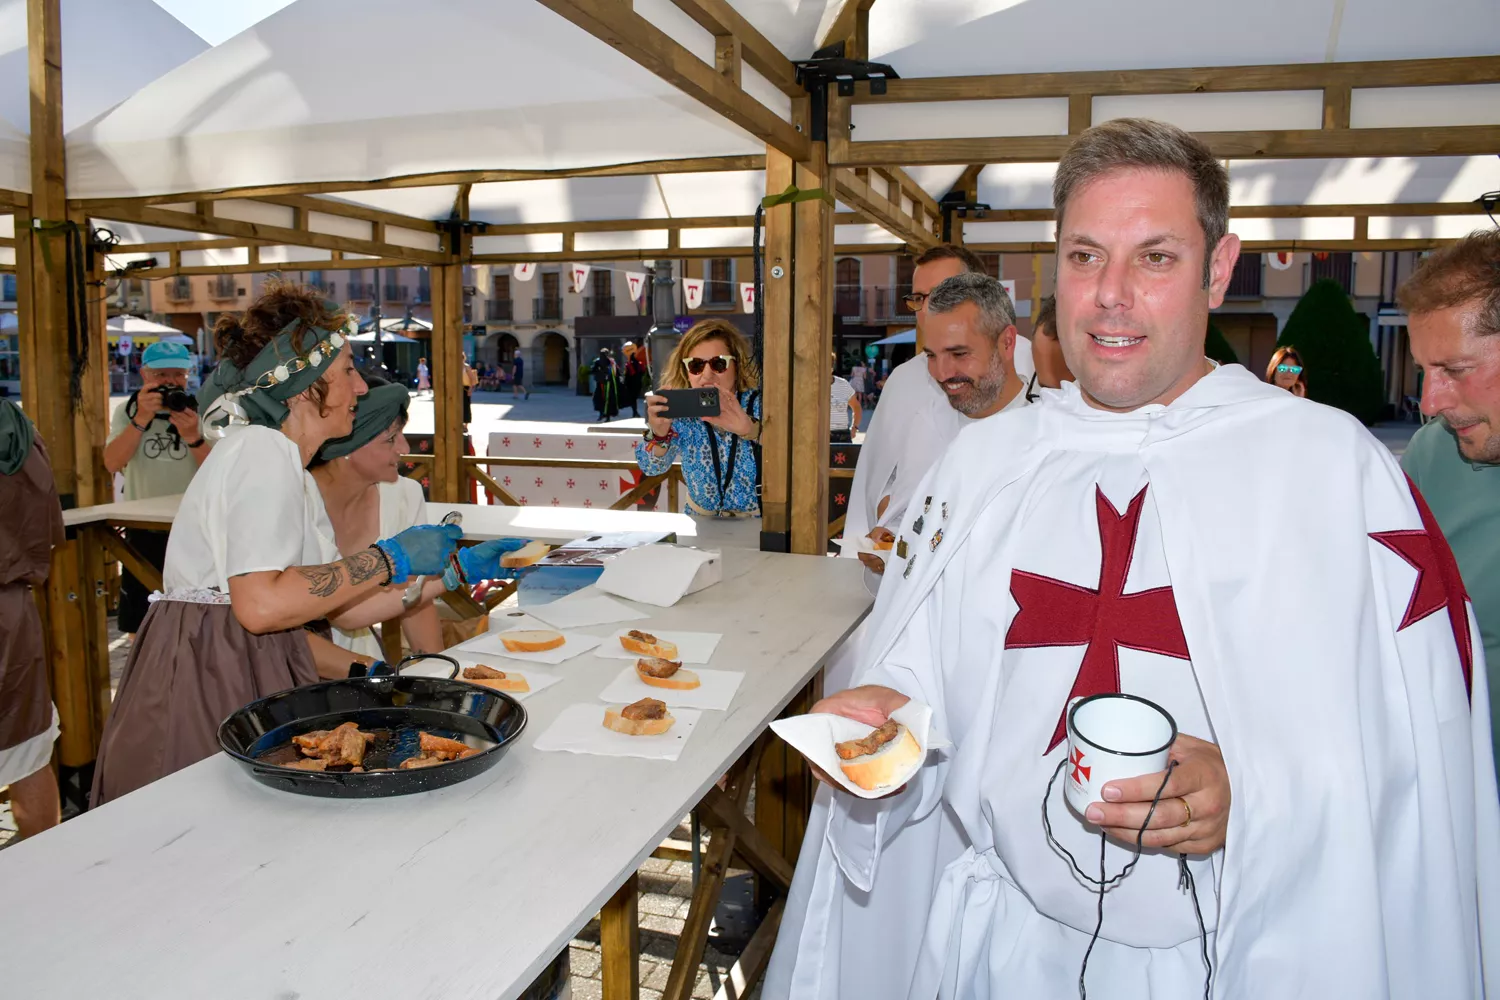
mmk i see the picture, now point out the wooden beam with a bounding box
[126,256,417,279]
[885,165,943,229]
[953,200,1490,222]
[836,125,1500,166]
[832,167,938,250]
[0,188,29,211]
[668,0,800,96]
[715,32,743,89]
[109,237,266,254]
[847,54,1500,103]
[1322,85,1351,130]
[88,202,452,265]
[790,141,833,555]
[253,194,443,234]
[430,263,466,503]
[1068,93,1092,135]
[468,242,904,264]
[759,135,797,548]
[947,164,985,203]
[818,0,876,60]
[479,214,759,236]
[535,0,809,161]
[956,238,1469,253]
[69,155,768,207]
[599,872,640,1000]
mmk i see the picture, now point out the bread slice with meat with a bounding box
[500,629,566,653]
[603,697,676,736]
[619,629,679,659]
[635,656,700,691]
[836,721,921,791]
[460,664,531,694]
[501,539,551,569]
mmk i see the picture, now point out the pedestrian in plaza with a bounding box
[1267,344,1308,397]
[416,356,431,395]
[1029,294,1075,391]
[103,341,213,639]
[592,347,620,422]
[621,340,646,418]
[848,359,869,408]
[511,352,529,400]
[462,358,478,428]
[829,354,862,443]
[637,318,761,517]
[0,398,65,841]
[91,280,516,805]
[1399,227,1500,771]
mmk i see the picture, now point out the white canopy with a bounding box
[106,314,184,336]
[0,0,207,193]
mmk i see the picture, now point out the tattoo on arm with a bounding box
[295,563,345,598]
[346,548,389,586]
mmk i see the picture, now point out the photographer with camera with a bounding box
[635,318,762,517]
[104,341,212,636]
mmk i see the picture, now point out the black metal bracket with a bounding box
[793,41,899,143]
[938,192,992,243]
[438,218,488,256]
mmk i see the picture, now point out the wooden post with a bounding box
[754,675,821,911]
[758,132,797,551]
[429,263,466,503]
[600,872,640,1000]
[73,215,112,506]
[789,140,833,555]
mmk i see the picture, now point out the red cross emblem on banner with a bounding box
[1370,476,1474,698]
[1069,746,1090,784]
[1005,485,1191,754]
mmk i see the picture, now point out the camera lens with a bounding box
[163,388,196,412]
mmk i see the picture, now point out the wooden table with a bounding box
[1,548,869,1000]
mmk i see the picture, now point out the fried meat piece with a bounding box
[627,629,658,644]
[399,753,444,770]
[419,732,471,758]
[293,722,376,767]
[462,664,507,680]
[635,656,682,679]
[621,697,668,722]
[835,720,901,761]
[284,758,328,771]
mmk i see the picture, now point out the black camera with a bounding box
[161,387,197,413]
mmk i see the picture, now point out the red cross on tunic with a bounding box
[1370,476,1473,698]
[1005,485,1191,754]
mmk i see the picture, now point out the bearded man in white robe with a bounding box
[765,117,1499,999]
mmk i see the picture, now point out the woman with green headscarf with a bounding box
[310,374,442,659]
[91,281,503,806]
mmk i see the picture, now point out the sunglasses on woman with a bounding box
[683,355,735,376]
[1277,364,1303,375]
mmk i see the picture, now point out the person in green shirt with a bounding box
[1398,228,1500,770]
[104,341,212,635]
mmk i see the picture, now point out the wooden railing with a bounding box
[402,454,684,513]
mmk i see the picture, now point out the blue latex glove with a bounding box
[442,537,534,590]
[374,523,463,584]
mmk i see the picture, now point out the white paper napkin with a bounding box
[595,628,722,665]
[525,592,650,630]
[454,627,603,665]
[484,610,553,633]
[769,702,949,799]
[597,664,744,711]
[442,651,563,702]
[533,703,703,760]
[834,534,890,563]
[594,545,719,607]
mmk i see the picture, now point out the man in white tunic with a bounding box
[843,246,1034,585]
[767,118,1499,999]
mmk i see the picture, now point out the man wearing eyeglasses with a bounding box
[843,245,1033,582]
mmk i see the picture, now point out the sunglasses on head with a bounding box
[1277,364,1303,375]
[683,355,734,376]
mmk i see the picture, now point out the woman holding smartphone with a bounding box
[635,319,762,517]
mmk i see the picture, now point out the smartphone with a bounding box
[656,387,721,419]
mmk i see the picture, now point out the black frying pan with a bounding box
[217,671,527,799]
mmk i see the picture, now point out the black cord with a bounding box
[1042,757,1210,999]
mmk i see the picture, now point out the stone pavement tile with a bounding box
[640,892,682,917]
[641,929,681,961]
[692,969,719,999]
[571,978,603,1000]
[639,857,674,874]
[570,945,601,979]
[640,960,671,991]
[641,913,687,936]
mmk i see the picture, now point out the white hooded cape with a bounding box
[767,365,1499,999]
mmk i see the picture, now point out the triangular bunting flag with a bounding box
[684,277,705,310]
[512,262,537,282]
[570,263,592,294]
[739,282,756,314]
[626,271,648,302]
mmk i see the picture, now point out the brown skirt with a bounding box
[91,599,318,806]
[0,581,51,752]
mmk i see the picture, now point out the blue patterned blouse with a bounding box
[635,390,762,515]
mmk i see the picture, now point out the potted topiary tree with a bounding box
[1275,279,1383,425]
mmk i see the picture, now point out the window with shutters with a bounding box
[707,258,734,305]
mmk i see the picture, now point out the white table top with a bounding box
[0,549,869,1000]
[63,494,699,547]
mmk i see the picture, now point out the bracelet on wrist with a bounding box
[371,544,397,585]
[183,436,206,449]
[131,419,151,432]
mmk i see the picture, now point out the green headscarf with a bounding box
[317,381,410,461]
[198,317,350,435]
[0,397,36,476]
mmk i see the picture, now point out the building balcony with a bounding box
[582,297,616,317]
[867,286,916,324]
[346,282,375,301]
[164,277,192,303]
[209,276,237,300]
[534,296,563,321]
[384,285,410,303]
[308,278,337,299]
[486,299,514,321]
[834,284,864,321]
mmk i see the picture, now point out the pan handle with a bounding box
[392,652,460,679]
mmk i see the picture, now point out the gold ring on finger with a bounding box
[1177,796,1192,828]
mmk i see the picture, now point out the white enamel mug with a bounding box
[1064,693,1177,815]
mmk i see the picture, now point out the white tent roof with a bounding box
[106,314,183,335]
[0,0,207,193]
[48,0,1500,245]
